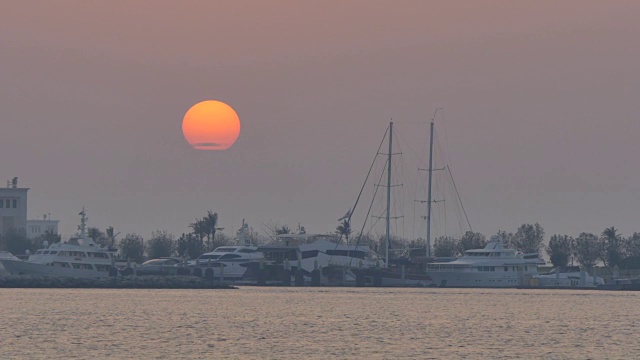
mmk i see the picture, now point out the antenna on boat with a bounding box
[78,207,87,239]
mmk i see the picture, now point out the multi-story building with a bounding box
[0,178,29,236]
[27,215,60,239]
[0,177,59,239]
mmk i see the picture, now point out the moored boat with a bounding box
[0,209,118,278]
[426,239,545,287]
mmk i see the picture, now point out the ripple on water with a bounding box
[0,288,638,359]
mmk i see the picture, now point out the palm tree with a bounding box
[204,211,219,251]
[601,226,624,268]
[336,219,352,244]
[105,226,119,247]
[276,225,291,235]
[189,219,207,242]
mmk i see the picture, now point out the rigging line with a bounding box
[352,155,389,262]
[332,126,388,263]
[448,165,472,232]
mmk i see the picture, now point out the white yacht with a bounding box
[0,209,118,278]
[426,239,545,287]
[276,234,379,273]
[188,220,265,280]
[191,245,264,280]
[533,266,604,288]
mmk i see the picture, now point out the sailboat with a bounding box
[350,113,459,286]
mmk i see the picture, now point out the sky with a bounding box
[2,1,640,242]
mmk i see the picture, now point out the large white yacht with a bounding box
[0,209,118,278]
[276,233,379,273]
[426,239,545,287]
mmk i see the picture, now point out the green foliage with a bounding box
[1,229,32,255]
[146,230,175,259]
[574,232,602,270]
[601,227,624,268]
[176,233,204,259]
[119,233,145,264]
[546,235,574,267]
[335,220,352,243]
[190,211,220,252]
[276,225,291,235]
[87,227,112,247]
[458,231,487,254]
[433,236,457,257]
[625,233,640,258]
[512,223,545,254]
[39,230,61,244]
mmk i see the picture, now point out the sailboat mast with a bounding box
[385,121,393,268]
[426,119,435,258]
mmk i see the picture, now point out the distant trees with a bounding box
[176,233,204,260]
[86,226,116,247]
[119,233,144,264]
[189,211,220,252]
[336,220,352,243]
[457,231,487,255]
[601,227,624,268]
[0,229,31,255]
[433,236,457,257]
[512,223,545,254]
[546,235,574,267]
[146,230,175,259]
[574,233,601,271]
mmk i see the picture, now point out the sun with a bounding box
[182,100,241,150]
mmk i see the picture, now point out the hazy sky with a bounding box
[2,1,640,242]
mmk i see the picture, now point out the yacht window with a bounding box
[72,263,94,270]
[95,264,110,272]
[525,266,528,271]
[88,252,108,258]
[43,251,50,255]
[198,254,221,261]
[12,199,17,208]
[49,251,57,255]
[36,250,43,254]
[302,250,319,259]
[490,267,495,272]
[504,267,508,271]
[219,254,241,260]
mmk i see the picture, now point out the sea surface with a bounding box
[0,287,638,359]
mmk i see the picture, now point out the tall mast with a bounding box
[385,121,393,268]
[426,119,435,258]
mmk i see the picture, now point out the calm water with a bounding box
[0,287,638,359]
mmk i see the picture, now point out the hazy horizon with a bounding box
[3,1,640,242]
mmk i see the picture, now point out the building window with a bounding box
[12,199,17,208]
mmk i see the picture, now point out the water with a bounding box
[0,287,638,359]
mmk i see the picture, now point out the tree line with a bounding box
[432,223,640,270]
[4,215,640,271]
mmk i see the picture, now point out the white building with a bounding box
[0,177,59,238]
[27,215,59,239]
[0,178,28,236]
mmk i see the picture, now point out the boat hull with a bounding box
[428,270,532,288]
[0,259,109,278]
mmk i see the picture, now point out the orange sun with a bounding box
[182,100,241,150]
